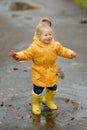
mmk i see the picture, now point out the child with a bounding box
[9,17,77,115]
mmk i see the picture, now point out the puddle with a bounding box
[0,1,41,27]
[9,2,40,11]
[25,97,81,129]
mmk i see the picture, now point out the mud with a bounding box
[0,0,87,130]
[10,2,40,11]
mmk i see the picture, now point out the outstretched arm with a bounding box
[9,45,33,61]
[56,42,77,59]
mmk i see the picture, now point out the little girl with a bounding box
[10,17,77,115]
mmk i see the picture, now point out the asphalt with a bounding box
[0,0,87,130]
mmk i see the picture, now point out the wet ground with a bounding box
[0,0,87,130]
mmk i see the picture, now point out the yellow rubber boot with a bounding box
[32,90,41,115]
[42,89,58,110]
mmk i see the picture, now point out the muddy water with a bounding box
[0,0,87,130]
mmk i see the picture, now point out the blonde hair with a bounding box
[39,17,52,26]
[35,17,52,37]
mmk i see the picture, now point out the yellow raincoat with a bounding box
[16,35,73,87]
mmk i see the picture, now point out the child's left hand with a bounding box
[71,51,77,58]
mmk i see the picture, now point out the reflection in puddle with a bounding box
[10,2,40,11]
[32,111,58,129]
[31,97,80,128]
[32,115,41,125]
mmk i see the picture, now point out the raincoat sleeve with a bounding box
[56,42,73,59]
[16,44,33,61]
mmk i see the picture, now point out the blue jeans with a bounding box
[33,84,57,94]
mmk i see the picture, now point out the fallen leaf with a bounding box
[23,66,31,72]
[0,102,4,107]
[8,93,14,97]
[6,69,13,73]
[13,67,19,71]
[9,88,14,91]
[26,114,32,118]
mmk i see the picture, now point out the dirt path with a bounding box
[0,0,87,130]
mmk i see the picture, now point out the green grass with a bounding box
[71,0,87,12]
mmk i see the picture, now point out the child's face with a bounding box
[39,28,53,44]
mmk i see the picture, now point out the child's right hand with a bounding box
[9,50,18,60]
